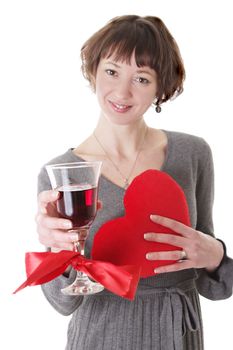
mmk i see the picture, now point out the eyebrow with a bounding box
[104,61,154,77]
[105,61,122,68]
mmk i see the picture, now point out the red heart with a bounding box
[92,170,191,278]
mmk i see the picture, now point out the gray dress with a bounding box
[38,130,233,350]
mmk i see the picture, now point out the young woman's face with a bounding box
[94,54,158,126]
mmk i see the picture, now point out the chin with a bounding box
[103,110,142,126]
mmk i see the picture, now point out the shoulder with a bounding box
[43,149,76,167]
[165,129,212,159]
[164,130,213,178]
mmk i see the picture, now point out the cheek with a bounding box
[134,83,157,105]
[137,91,156,108]
[96,84,108,101]
[95,85,110,110]
[95,74,108,94]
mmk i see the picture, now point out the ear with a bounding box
[152,96,158,106]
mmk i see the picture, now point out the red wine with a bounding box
[57,184,98,228]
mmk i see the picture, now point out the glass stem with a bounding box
[76,270,89,281]
[72,227,89,255]
[72,227,89,279]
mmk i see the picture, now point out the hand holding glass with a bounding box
[46,161,104,295]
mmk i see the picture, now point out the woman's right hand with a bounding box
[35,190,76,251]
[36,190,102,251]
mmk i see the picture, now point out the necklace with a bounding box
[93,126,148,189]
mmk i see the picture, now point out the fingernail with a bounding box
[146,253,152,260]
[63,221,72,229]
[69,233,79,242]
[150,214,158,220]
[144,233,149,239]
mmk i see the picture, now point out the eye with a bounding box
[105,69,117,76]
[135,77,150,84]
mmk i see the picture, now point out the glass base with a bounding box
[61,274,104,296]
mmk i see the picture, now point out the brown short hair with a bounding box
[81,15,185,107]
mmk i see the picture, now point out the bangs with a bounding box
[100,22,161,69]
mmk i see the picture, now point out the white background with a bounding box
[1,0,232,349]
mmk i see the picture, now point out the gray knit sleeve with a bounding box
[195,141,233,300]
[38,165,84,315]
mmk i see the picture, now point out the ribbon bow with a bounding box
[13,251,141,300]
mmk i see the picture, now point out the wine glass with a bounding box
[46,161,104,295]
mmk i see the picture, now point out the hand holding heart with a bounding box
[146,214,224,274]
[92,170,224,276]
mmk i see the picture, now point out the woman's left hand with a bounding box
[144,214,224,274]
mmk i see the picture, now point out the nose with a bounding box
[114,79,132,100]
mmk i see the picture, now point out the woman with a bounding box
[36,15,233,349]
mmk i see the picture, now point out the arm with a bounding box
[194,142,233,300]
[41,269,83,316]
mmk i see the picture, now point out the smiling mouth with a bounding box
[109,101,132,113]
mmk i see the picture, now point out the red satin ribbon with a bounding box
[13,251,141,300]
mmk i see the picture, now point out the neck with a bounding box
[94,115,148,158]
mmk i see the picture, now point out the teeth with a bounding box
[114,103,129,109]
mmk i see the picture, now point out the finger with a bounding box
[146,250,184,261]
[154,260,193,274]
[49,240,74,251]
[36,214,73,230]
[144,233,187,248]
[38,227,76,250]
[150,215,195,237]
[38,190,59,214]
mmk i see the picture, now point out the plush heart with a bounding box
[91,170,191,278]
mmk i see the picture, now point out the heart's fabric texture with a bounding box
[92,170,191,277]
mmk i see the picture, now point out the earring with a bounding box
[153,98,162,113]
[155,104,161,113]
